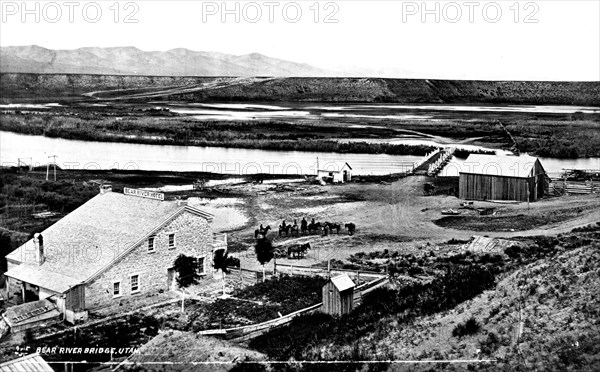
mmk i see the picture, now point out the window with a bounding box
[113,281,121,297]
[148,236,155,252]
[198,257,205,275]
[131,274,140,293]
[168,233,176,249]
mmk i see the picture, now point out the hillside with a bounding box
[0,45,331,77]
[313,227,600,371]
[1,73,599,105]
[116,330,266,372]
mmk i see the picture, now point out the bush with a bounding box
[480,331,500,354]
[173,254,201,288]
[255,239,274,266]
[452,317,481,338]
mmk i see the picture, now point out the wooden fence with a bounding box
[197,303,323,342]
[352,276,389,306]
[550,180,599,195]
[226,267,272,285]
[274,263,386,283]
[225,264,386,285]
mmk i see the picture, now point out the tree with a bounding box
[213,249,237,297]
[255,239,274,282]
[173,254,199,288]
[213,249,239,274]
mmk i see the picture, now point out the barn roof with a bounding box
[0,353,54,372]
[460,154,544,178]
[331,274,355,292]
[5,191,214,292]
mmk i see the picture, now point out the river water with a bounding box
[0,131,419,175]
[2,131,598,177]
[2,101,599,176]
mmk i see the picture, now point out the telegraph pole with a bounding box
[17,158,32,172]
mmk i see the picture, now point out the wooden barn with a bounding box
[459,155,548,202]
[322,274,355,316]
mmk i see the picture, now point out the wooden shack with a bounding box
[322,274,355,316]
[317,162,352,184]
[459,155,548,202]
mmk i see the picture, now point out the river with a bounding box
[0,131,420,176]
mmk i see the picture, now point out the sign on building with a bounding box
[123,187,165,201]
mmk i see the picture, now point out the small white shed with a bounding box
[317,162,352,183]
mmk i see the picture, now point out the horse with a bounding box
[255,225,271,239]
[325,222,341,234]
[279,224,292,236]
[300,219,308,235]
[291,224,300,237]
[345,223,356,235]
[308,222,322,234]
[287,243,311,259]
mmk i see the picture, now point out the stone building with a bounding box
[3,187,226,323]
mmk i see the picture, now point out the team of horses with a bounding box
[254,219,356,239]
[253,218,356,260]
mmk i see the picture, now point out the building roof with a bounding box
[4,264,75,293]
[0,353,54,372]
[5,192,214,293]
[330,274,355,292]
[460,154,543,178]
[2,299,60,327]
[318,162,352,173]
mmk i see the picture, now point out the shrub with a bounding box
[480,331,500,354]
[173,254,200,288]
[452,317,481,338]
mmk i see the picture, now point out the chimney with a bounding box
[100,184,113,194]
[33,233,45,265]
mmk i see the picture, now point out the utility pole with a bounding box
[17,158,32,172]
[47,155,57,181]
[316,157,319,176]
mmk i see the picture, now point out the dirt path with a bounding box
[86,77,279,101]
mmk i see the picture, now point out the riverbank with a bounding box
[2,102,599,158]
[0,114,437,156]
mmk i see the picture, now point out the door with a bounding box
[167,268,177,291]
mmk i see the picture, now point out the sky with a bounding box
[0,0,599,80]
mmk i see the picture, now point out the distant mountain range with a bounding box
[0,45,339,77]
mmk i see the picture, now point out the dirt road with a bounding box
[230,176,600,271]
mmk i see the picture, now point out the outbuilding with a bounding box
[459,154,548,202]
[317,162,352,183]
[322,274,355,316]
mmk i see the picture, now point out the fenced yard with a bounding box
[199,266,388,342]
